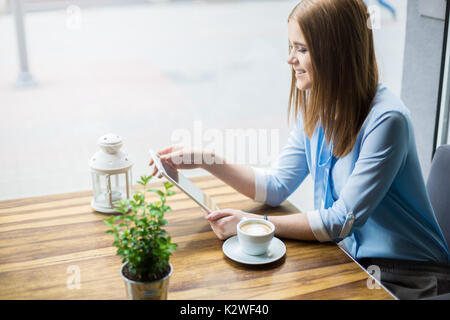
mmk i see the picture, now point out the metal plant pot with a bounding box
[120,262,173,300]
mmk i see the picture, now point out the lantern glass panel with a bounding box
[91,172,100,200]
[110,173,128,203]
[92,173,110,206]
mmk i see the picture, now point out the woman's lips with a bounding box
[295,70,306,78]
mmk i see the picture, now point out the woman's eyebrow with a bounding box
[290,41,306,46]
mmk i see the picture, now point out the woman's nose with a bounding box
[287,52,297,65]
[287,56,297,65]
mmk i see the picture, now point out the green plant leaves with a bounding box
[163,181,174,190]
[103,174,177,280]
[147,189,165,197]
[137,175,153,187]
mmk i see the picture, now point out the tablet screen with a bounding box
[149,150,219,212]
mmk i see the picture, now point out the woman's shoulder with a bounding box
[364,84,412,129]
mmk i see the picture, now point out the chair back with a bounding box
[427,145,450,248]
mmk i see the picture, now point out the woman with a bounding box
[150,0,450,299]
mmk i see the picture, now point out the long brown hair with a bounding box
[288,0,379,158]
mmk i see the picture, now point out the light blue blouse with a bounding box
[253,84,449,263]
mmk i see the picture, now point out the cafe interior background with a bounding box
[1,0,449,217]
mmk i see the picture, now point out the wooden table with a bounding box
[0,175,395,300]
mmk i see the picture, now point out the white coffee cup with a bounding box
[237,218,275,256]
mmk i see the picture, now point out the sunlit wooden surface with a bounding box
[0,175,394,300]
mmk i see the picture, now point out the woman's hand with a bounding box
[149,145,215,178]
[203,208,259,240]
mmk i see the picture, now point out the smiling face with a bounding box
[286,0,379,158]
[287,19,313,91]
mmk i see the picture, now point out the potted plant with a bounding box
[103,175,178,300]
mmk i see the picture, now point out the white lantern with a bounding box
[89,133,133,213]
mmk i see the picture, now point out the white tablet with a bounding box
[149,149,220,213]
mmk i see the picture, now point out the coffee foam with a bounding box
[240,222,272,235]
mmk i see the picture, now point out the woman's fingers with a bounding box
[206,209,235,221]
[149,161,162,177]
[149,145,182,177]
[149,145,206,180]
[201,208,209,217]
[149,146,181,166]
[160,150,185,167]
[157,145,184,157]
[205,209,245,240]
[149,163,163,179]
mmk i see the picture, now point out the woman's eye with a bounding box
[289,45,307,53]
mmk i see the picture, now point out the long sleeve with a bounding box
[307,111,409,242]
[253,115,310,206]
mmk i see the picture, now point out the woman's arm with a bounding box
[306,111,409,242]
[203,112,310,206]
[204,209,317,241]
[154,115,310,206]
[151,146,258,199]
[203,115,314,240]
[206,111,409,243]
[200,154,257,200]
[269,213,317,241]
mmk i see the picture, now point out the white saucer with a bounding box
[222,236,286,265]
